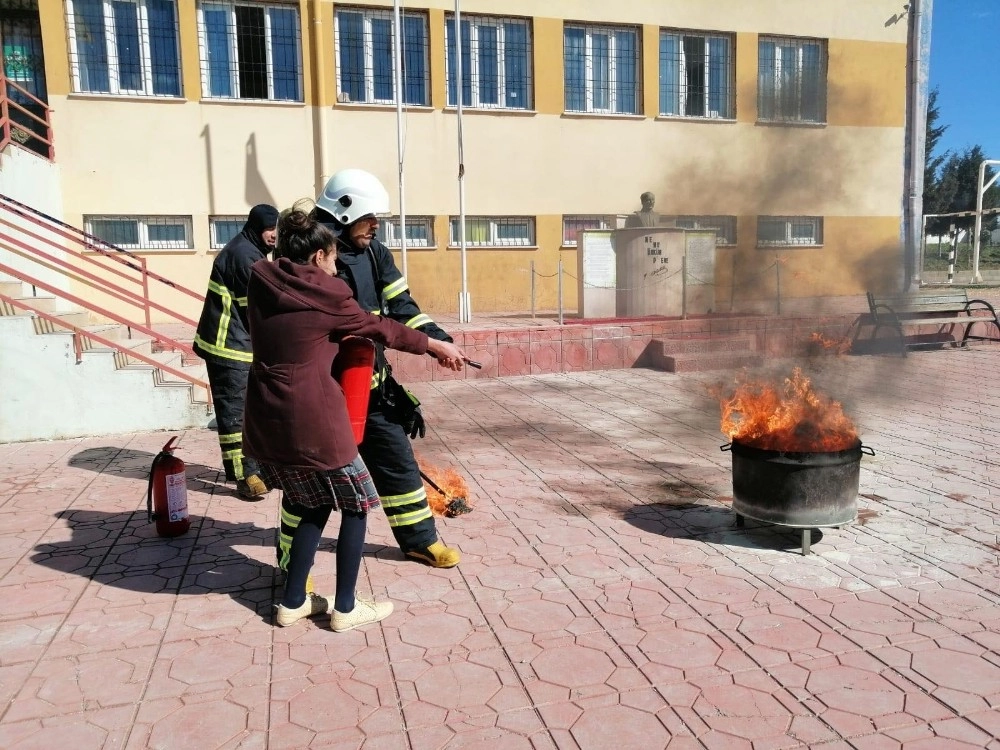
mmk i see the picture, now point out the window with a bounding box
[66,0,181,96]
[756,216,823,247]
[198,1,302,101]
[445,14,531,110]
[564,23,639,114]
[210,216,244,248]
[673,215,737,245]
[562,215,610,246]
[85,215,193,250]
[449,216,535,247]
[758,36,826,123]
[335,7,428,105]
[378,216,434,248]
[659,30,733,118]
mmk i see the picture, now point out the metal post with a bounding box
[972,159,1000,284]
[141,257,151,329]
[393,0,408,278]
[455,0,470,322]
[530,260,536,319]
[681,254,688,320]
[557,259,564,325]
[947,224,956,284]
[775,259,781,315]
[905,0,933,290]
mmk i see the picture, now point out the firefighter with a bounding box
[305,168,466,568]
[193,204,279,500]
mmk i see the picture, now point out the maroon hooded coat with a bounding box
[243,257,429,471]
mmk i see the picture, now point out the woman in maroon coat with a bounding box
[244,210,466,632]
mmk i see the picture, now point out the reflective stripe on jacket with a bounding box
[335,238,452,388]
[193,230,265,366]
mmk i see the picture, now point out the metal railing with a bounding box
[0,194,210,403]
[0,290,209,400]
[0,72,53,161]
[0,193,204,344]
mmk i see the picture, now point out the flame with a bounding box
[715,367,858,452]
[809,331,852,355]
[418,460,474,517]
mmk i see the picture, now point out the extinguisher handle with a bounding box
[147,451,164,523]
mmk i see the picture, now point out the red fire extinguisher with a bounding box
[146,436,191,537]
[333,336,376,445]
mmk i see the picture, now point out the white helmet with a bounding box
[315,168,390,226]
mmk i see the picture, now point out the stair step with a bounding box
[0,295,56,315]
[0,280,25,297]
[658,351,766,373]
[32,311,92,332]
[654,335,756,356]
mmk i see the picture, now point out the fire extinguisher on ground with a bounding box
[146,436,191,537]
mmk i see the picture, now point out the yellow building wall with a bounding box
[33,0,909,321]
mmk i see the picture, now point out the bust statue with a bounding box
[625,191,661,228]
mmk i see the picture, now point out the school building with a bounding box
[1,0,912,319]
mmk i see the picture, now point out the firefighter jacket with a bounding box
[334,238,452,389]
[242,257,429,471]
[193,225,271,367]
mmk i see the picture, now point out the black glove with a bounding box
[383,376,425,438]
[406,407,426,439]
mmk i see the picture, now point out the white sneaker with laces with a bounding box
[331,595,394,632]
[275,592,331,627]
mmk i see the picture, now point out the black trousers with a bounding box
[205,359,258,482]
[359,404,437,553]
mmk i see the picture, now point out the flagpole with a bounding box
[455,0,470,321]
[393,0,408,277]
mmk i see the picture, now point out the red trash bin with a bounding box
[334,336,376,445]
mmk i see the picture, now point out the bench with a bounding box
[857,290,1000,355]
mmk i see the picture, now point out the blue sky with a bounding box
[929,0,999,161]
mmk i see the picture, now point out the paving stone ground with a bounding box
[1,347,999,749]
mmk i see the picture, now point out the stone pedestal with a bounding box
[614,227,685,317]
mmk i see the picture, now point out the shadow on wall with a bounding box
[199,126,278,213]
[245,133,277,208]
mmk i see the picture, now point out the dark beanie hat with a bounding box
[247,204,279,234]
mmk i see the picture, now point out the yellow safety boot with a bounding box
[405,541,461,568]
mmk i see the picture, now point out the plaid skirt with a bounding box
[259,455,381,513]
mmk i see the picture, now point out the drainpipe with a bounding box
[312,0,329,197]
[905,0,933,290]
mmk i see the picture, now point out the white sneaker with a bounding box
[331,595,394,632]
[275,592,331,627]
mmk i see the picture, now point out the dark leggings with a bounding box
[281,504,367,614]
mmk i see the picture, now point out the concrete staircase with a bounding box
[0,281,212,443]
[645,333,765,372]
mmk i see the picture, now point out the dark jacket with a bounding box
[193,210,275,367]
[335,237,451,388]
[243,258,429,471]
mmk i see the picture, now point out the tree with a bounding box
[936,145,999,236]
[923,88,954,236]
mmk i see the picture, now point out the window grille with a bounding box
[66,0,182,96]
[564,23,639,115]
[673,215,737,245]
[756,216,823,247]
[210,216,244,248]
[85,215,193,250]
[335,7,429,105]
[377,216,434,248]
[445,14,531,110]
[659,30,733,119]
[449,216,535,247]
[562,215,610,246]
[197,1,302,101]
[758,36,826,123]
